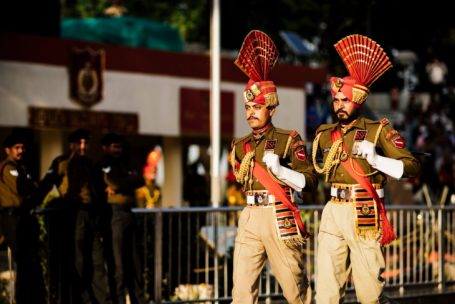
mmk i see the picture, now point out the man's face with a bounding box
[103,142,123,158]
[332,91,358,124]
[5,143,25,162]
[244,102,275,130]
[70,139,89,156]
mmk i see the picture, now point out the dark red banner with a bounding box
[180,87,234,138]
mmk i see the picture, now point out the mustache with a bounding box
[247,116,258,120]
[336,109,348,115]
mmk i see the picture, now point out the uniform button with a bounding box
[340,173,344,177]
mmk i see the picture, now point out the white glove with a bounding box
[356,140,377,165]
[355,140,404,179]
[262,153,283,176]
[262,153,306,191]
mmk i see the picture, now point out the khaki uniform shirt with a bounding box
[40,154,93,204]
[0,159,38,208]
[315,116,420,185]
[231,125,318,193]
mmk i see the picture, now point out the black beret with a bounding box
[68,128,91,143]
[101,133,124,146]
[3,133,26,148]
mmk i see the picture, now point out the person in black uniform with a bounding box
[93,133,124,304]
[0,132,45,304]
[97,133,145,304]
[40,128,111,304]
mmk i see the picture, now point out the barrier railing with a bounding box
[2,205,453,303]
[134,205,455,303]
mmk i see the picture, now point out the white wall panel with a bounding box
[0,61,306,138]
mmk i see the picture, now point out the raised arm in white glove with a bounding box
[262,153,306,191]
[355,140,404,179]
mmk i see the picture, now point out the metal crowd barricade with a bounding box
[133,204,455,303]
[5,205,453,303]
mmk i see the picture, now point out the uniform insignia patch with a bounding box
[380,118,390,126]
[354,130,368,140]
[9,169,18,177]
[387,130,405,149]
[386,130,398,140]
[264,139,277,151]
[295,147,307,161]
[392,135,405,149]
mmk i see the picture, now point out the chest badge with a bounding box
[352,129,368,155]
[264,139,277,154]
[354,130,368,141]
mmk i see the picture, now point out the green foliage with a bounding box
[61,0,209,43]
[62,0,110,18]
[60,0,455,70]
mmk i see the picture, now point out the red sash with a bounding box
[331,129,396,245]
[244,143,308,237]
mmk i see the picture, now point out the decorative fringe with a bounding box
[356,227,381,241]
[273,202,308,248]
[379,210,396,246]
[283,236,306,248]
[264,92,279,107]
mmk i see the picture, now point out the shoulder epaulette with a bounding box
[282,130,300,158]
[0,160,15,184]
[291,140,305,149]
[232,134,250,146]
[316,123,337,135]
[380,118,390,126]
[363,117,377,124]
[274,128,292,135]
[289,130,299,138]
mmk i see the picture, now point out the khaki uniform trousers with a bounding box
[232,205,311,304]
[316,201,385,304]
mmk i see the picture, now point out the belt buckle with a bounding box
[254,192,268,206]
[337,188,350,201]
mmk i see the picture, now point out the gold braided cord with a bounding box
[312,132,343,182]
[230,148,255,189]
[283,134,293,159]
[349,158,377,177]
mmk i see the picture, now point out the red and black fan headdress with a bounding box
[234,30,280,107]
[330,34,392,106]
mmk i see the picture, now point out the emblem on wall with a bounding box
[69,47,105,108]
